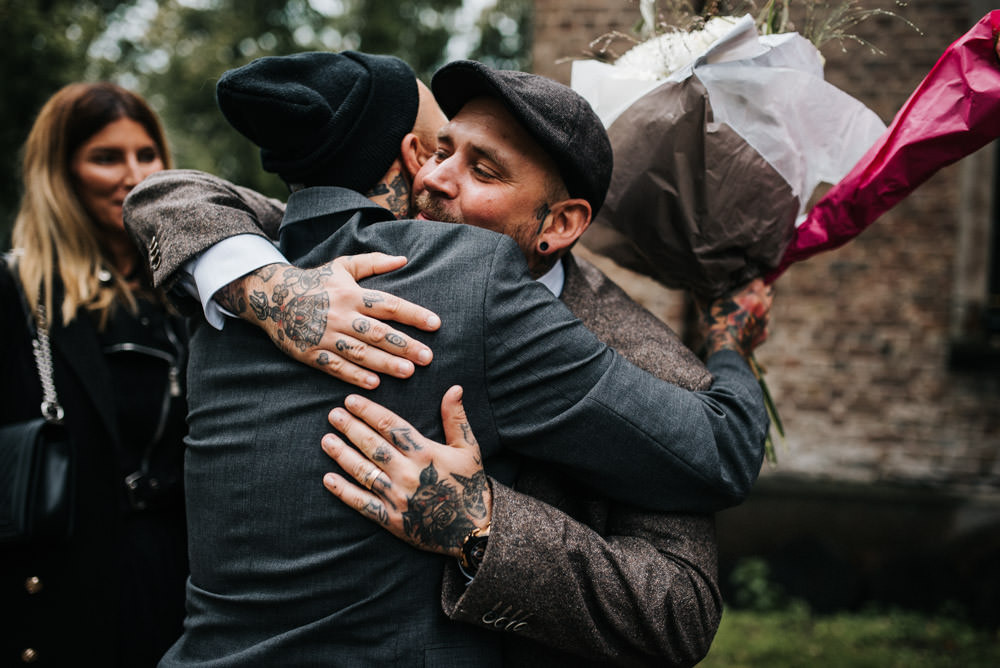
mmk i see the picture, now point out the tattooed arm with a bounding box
[319,386,722,666]
[317,281,774,548]
[216,258,441,389]
[320,386,491,558]
[125,169,442,388]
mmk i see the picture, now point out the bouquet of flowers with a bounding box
[571,5,1000,461]
[573,12,886,300]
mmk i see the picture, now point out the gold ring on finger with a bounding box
[363,467,382,490]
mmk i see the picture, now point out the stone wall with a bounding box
[531,0,1000,494]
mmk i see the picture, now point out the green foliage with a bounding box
[713,557,999,666]
[702,605,1000,667]
[0,0,117,242]
[468,0,533,72]
[0,0,533,243]
[728,556,789,611]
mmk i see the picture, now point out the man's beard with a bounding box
[413,190,543,275]
[413,191,463,224]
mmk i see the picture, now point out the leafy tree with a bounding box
[85,0,468,199]
[468,0,533,72]
[0,0,126,242]
[1,0,532,243]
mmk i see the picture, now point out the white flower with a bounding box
[614,16,741,80]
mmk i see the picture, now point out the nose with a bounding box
[123,154,159,190]
[122,156,144,189]
[420,156,459,199]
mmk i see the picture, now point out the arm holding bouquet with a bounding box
[319,278,771,665]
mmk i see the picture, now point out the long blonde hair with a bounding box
[11,82,172,326]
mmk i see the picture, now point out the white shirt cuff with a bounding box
[184,234,288,330]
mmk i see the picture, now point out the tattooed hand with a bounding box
[699,278,774,360]
[214,254,441,389]
[321,386,491,558]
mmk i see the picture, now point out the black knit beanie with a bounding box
[216,51,419,193]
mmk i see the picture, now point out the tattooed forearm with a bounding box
[215,281,247,315]
[255,264,279,282]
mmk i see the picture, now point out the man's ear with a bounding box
[537,198,592,255]
[400,132,431,181]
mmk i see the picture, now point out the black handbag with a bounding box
[0,287,76,544]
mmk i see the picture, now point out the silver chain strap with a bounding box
[32,302,64,424]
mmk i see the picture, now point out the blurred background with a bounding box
[3,0,998,662]
[0,0,533,239]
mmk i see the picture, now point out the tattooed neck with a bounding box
[367,170,412,219]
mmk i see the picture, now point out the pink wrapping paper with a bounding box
[767,10,1000,281]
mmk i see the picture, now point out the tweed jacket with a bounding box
[122,171,765,666]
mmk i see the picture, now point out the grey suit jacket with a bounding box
[441,255,722,668]
[124,171,766,666]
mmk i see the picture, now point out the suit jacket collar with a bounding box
[279,186,395,263]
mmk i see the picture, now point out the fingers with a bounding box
[321,433,380,484]
[322,471,391,527]
[338,252,408,279]
[330,313,432,371]
[308,255,439,383]
[335,394,425,454]
[355,287,442,333]
[328,403,403,466]
[310,332,416,388]
[440,386,477,449]
[334,253,442,333]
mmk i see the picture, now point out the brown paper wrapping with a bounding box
[582,75,799,300]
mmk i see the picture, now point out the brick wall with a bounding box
[532,0,1000,493]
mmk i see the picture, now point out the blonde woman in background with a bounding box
[1,82,188,666]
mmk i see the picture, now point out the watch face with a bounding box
[462,534,489,570]
[469,536,488,561]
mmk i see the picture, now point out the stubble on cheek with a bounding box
[413,191,463,225]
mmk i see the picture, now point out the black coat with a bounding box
[0,257,189,667]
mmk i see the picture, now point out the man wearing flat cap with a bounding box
[125,52,772,667]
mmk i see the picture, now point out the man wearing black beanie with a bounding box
[124,53,772,667]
